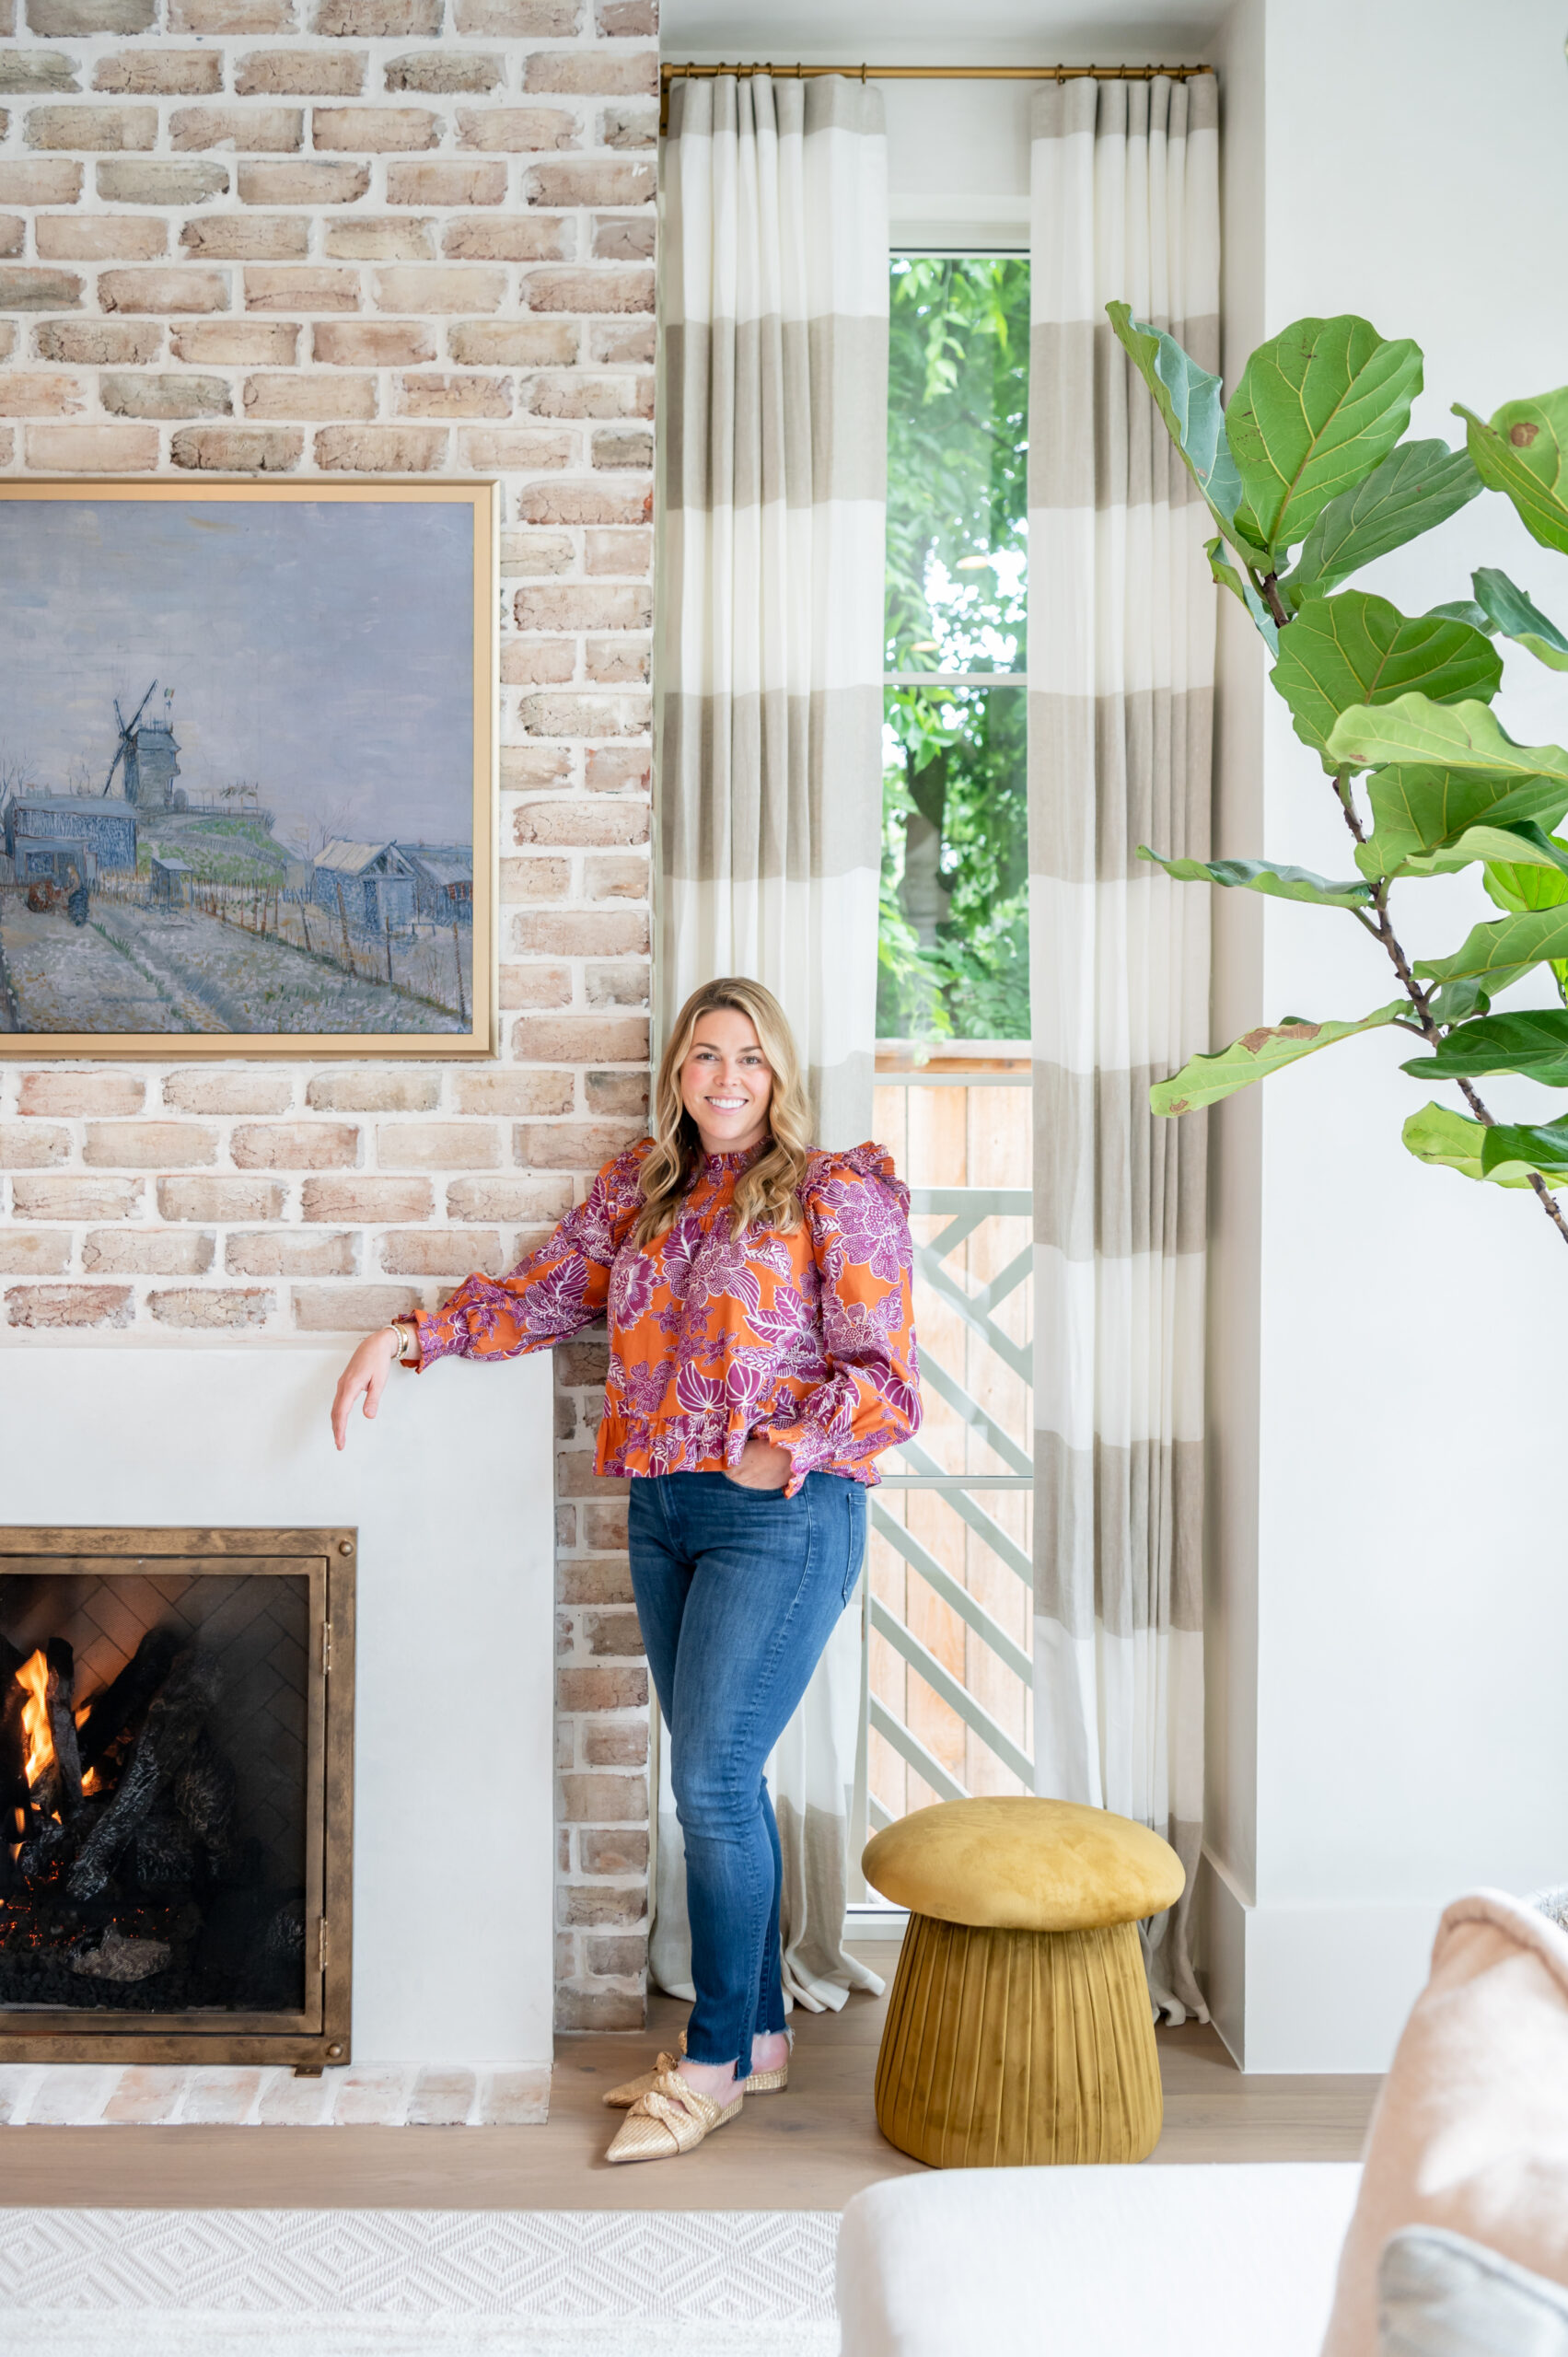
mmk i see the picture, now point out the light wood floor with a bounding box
[0,1945,1378,2211]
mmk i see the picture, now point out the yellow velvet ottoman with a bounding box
[862,1795,1184,2169]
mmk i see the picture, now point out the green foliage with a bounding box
[1138,848,1373,910]
[1402,1009,1568,1085]
[877,685,1029,1041]
[1481,842,1568,1006]
[1403,1101,1568,1188]
[1225,315,1423,562]
[880,258,1031,1041]
[885,258,1028,675]
[1469,567,1568,669]
[1151,1004,1407,1114]
[1454,389,1568,555]
[1326,692,1568,782]
[1206,537,1279,651]
[1114,296,1568,1248]
[1413,905,1568,993]
[1400,1102,1531,1186]
[1107,303,1252,555]
[1270,593,1501,761]
[1282,440,1482,602]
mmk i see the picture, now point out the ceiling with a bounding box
[658,0,1225,64]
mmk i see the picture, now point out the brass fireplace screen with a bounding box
[0,1527,354,2069]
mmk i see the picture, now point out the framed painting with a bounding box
[0,479,496,1057]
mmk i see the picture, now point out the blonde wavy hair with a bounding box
[631,977,815,1247]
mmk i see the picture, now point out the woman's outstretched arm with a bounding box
[331,1140,647,1448]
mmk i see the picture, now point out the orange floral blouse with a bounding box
[405,1138,921,1497]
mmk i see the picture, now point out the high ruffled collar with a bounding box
[702,1139,770,1178]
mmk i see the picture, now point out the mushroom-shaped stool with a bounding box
[862,1795,1185,2168]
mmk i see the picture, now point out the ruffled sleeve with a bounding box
[406,1140,649,1370]
[754,1141,921,1494]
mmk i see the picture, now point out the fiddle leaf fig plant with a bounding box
[1109,301,1568,1248]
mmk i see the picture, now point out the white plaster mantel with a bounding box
[0,1342,556,2095]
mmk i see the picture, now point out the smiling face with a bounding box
[678,1004,774,1159]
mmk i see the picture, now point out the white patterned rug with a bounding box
[0,2208,841,2357]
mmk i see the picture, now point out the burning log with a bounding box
[67,1648,219,1903]
[44,1639,83,1819]
[0,1640,27,1900]
[76,1626,179,1773]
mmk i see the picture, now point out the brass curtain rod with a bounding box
[660,64,1212,82]
[659,63,1212,128]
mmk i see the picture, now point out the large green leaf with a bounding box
[1271,594,1501,761]
[1205,536,1278,653]
[1402,820,1568,880]
[1402,1009,1568,1086]
[1481,1116,1568,1181]
[1151,1002,1407,1115]
[1469,566,1568,671]
[1225,316,1423,558]
[1413,905,1568,993]
[1425,598,1493,630]
[1360,778,1568,881]
[1325,693,1568,783]
[1482,850,1568,1006]
[1402,1103,1535,1187]
[1138,847,1372,909]
[1454,389,1568,556]
[1283,438,1481,600]
[1107,305,1258,556]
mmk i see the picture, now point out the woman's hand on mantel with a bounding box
[726,1437,793,1491]
[331,1325,402,1452]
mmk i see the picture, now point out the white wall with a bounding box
[0,1342,555,2071]
[1204,0,1568,2070]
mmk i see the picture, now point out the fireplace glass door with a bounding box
[0,1528,353,2067]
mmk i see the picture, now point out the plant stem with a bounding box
[1330,766,1568,1249]
[1258,571,1291,630]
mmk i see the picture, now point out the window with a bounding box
[878,256,1030,1043]
[853,256,1035,1899]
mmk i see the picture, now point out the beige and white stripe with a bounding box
[1028,73,1219,2019]
[656,71,889,1146]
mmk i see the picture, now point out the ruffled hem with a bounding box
[595,1409,881,1498]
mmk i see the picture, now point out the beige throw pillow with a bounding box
[1322,1891,1568,2357]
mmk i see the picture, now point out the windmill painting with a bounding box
[0,481,495,1057]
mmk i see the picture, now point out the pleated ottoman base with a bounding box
[873,1912,1163,2167]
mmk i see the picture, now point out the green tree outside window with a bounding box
[880,257,1031,1042]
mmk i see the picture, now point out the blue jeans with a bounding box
[627,1469,866,2079]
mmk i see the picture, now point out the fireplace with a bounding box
[0,1527,354,2069]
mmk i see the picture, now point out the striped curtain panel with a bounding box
[656,70,888,1146]
[1027,74,1219,2021]
[652,72,889,2015]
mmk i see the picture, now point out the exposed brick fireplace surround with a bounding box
[0,0,656,2041]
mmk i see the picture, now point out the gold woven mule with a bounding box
[604,2068,743,2165]
[602,2038,686,2109]
[603,2029,790,2108]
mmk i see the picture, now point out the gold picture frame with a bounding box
[0,478,497,1059]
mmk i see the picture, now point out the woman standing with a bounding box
[331,977,920,2166]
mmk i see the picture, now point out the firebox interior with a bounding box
[0,1528,353,2068]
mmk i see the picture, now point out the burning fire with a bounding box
[16,1650,52,1790]
[8,1653,101,1834]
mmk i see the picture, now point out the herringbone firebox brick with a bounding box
[0,0,657,2033]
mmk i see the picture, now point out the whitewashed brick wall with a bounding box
[0,0,656,2030]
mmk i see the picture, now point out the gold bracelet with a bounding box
[384,1320,416,1366]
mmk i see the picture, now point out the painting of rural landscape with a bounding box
[0,486,491,1049]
